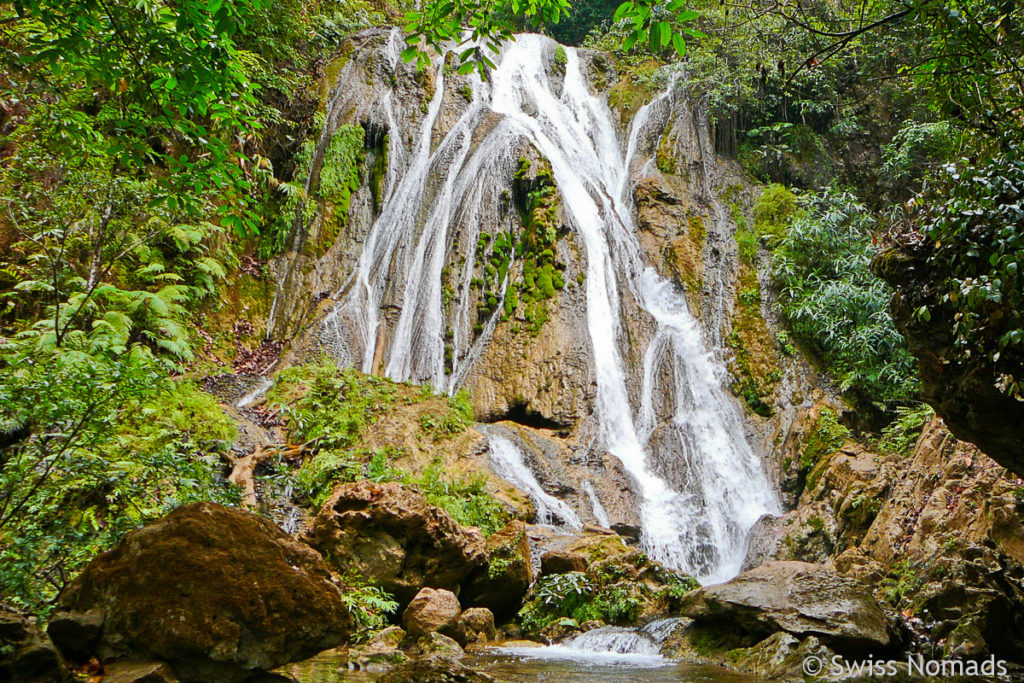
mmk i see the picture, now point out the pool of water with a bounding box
[282,646,760,683]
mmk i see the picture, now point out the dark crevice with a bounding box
[479,398,569,432]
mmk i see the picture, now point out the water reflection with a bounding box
[281,648,761,683]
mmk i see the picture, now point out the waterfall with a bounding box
[487,433,582,529]
[318,31,778,583]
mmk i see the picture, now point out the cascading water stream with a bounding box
[317,31,778,583]
[487,432,582,528]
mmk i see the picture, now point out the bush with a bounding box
[912,149,1024,399]
[0,345,237,615]
[771,188,919,404]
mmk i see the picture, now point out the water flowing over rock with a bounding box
[53,503,352,683]
[273,29,780,584]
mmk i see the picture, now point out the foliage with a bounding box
[518,558,698,634]
[0,344,237,615]
[881,558,923,606]
[338,573,399,634]
[876,403,935,456]
[881,121,965,189]
[612,0,703,57]
[401,0,572,76]
[907,149,1024,398]
[411,460,509,536]
[2,0,267,236]
[771,189,919,404]
[270,362,398,450]
[800,408,850,472]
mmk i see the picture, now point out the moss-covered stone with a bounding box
[56,503,353,682]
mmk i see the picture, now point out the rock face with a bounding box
[876,242,1024,478]
[678,561,898,654]
[55,502,352,682]
[464,520,533,619]
[0,608,67,683]
[302,481,487,607]
[402,588,461,638]
[540,549,588,575]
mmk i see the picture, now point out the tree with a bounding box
[401,0,703,76]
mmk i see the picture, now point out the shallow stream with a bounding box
[285,646,760,683]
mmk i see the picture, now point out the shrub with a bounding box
[771,188,919,404]
[0,345,237,615]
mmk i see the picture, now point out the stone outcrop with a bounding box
[464,521,533,619]
[302,481,487,608]
[54,502,351,682]
[539,548,588,575]
[402,588,461,638]
[678,561,899,654]
[741,418,1024,664]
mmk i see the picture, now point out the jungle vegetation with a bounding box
[1,0,1021,613]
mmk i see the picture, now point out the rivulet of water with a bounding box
[313,31,778,583]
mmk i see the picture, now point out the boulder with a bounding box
[376,656,493,683]
[302,482,486,607]
[454,608,496,646]
[412,633,463,658]
[46,609,103,660]
[0,608,67,683]
[345,626,409,670]
[464,521,532,618]
[402,588,461,638]
[678,561,898,654]
[540,549,587,575]
[55,502,352,682]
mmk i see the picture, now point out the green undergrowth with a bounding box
[267,362,508,533]
[0,347,238,615]
[518,558,698,635]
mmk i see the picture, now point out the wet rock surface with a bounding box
[54,502,351,682]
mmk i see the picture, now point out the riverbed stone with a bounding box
[402,588,461,638]
[454,608,497,646]
[678,561,898,654]
[376,656,493,683]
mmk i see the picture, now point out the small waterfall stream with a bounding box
[313,32,778,583]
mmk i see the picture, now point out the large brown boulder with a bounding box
[302,482,486,607]
[55,502,352,682]
[402,588,461,638]
[463,520,532,619]
[679,561,898,655]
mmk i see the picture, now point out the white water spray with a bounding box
[318,32,778,583]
